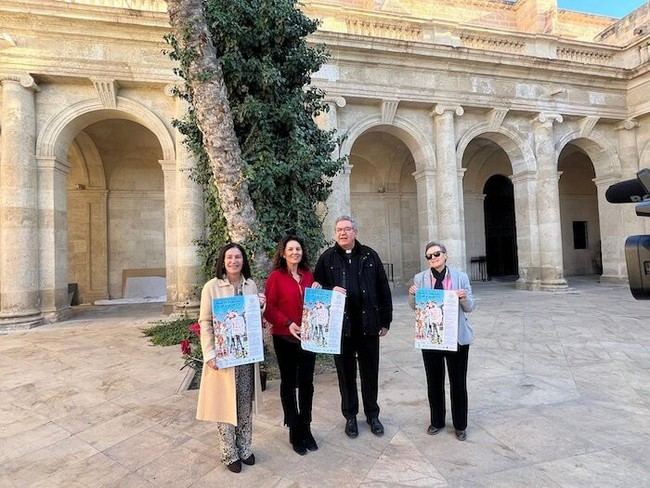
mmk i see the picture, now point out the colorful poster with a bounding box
[414,289,459,351]
[212,295,264,368]
[300,288,345,354]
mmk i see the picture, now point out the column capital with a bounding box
[412,168,436,181]
[159,159,177,173]
[36,156,71,175]
[432,104,464,117]
[510,169,537,183]
[324,95,346,108]
[532,112,563,126]
[615,118,639,131]
[593,173,622,187]
[0,73,39,91]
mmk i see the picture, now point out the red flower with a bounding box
[189,322,201,337]
[180,339,191,355]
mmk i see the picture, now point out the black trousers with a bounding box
[273,335,316,427]
[334,332,380,420]
[422,345,470,431]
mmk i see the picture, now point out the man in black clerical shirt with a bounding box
[314,215,393,437]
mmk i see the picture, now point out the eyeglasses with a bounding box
[425,251,444,259]
[336,227,354,234]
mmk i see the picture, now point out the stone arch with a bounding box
[556,131,621,179]
[36,96,175,163]
[457,123,537,286]
[68,131,106,189]
[456,122,536,175]
[341,114,435,172]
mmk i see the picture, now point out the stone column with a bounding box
[316,96,350,236]
[159,160,178,313]
[616,119,645,238]
[532,113,567,290]
[169,88,205,312]
[595,175,627,281]
[511,170,541,289]
[0,75,42,329]
[37,156,72,321]
[413,169,438,269]
[432,104,464,268]
[457,167,468,269]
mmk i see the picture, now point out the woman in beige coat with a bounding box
[196,242,265,473]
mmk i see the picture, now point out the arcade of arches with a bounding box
[1,0,649,329]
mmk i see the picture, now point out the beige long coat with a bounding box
[196,277,263,425]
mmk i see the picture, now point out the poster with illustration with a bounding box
[300,288,345,354]
[414,289,458,351]
[212,295,264,368]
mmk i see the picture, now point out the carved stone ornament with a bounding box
[432,104,464,117]
[0,73,39,91]
[91,78,119,109]
[381,99,399,124]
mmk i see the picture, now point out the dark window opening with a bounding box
[573,221,588,249]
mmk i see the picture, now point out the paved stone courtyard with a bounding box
[1,279,648,487]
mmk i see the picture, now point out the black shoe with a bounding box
[345,417,358,438]
[292,440,307,455]
[367,417,384,436]
[304,427,319,451]
[427,425,442,435]
[226,460,242,473]
[290,425,307,455]
[455,429,467,441]
[241,453,255,465]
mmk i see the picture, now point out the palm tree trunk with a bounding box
[167,0,268,269]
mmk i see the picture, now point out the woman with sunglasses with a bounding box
[408,241,475,441]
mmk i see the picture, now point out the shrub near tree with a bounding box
[167,0,344,276]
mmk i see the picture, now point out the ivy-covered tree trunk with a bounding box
[167,0,263,258]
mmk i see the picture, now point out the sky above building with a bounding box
[558,0,648,18]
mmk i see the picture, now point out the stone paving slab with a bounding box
[1,279,648,487]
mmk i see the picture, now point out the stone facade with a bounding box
[0,0,648,329]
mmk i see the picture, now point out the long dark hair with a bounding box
[215,242,252,279]
[272,235,310,271]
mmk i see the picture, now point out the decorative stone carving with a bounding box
[579,116,599,137]
[0,73,39,91]
[556,46,613,65]
[381,99,399,125]
[67,0,167,12]
[345,18,422,41]
[459,33,525,54]
[324,95,346,108]
[532,112,563,126]
[91,78,119,109]
[0,32,15,48]
[432,104,464,117]
[615,118,639,131]
[487,108,508,129]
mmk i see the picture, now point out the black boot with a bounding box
[289,423,307,455]
[303,422,318,451]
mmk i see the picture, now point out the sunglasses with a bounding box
[425,251,444,259]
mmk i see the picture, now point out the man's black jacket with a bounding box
[314,241,393,336]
